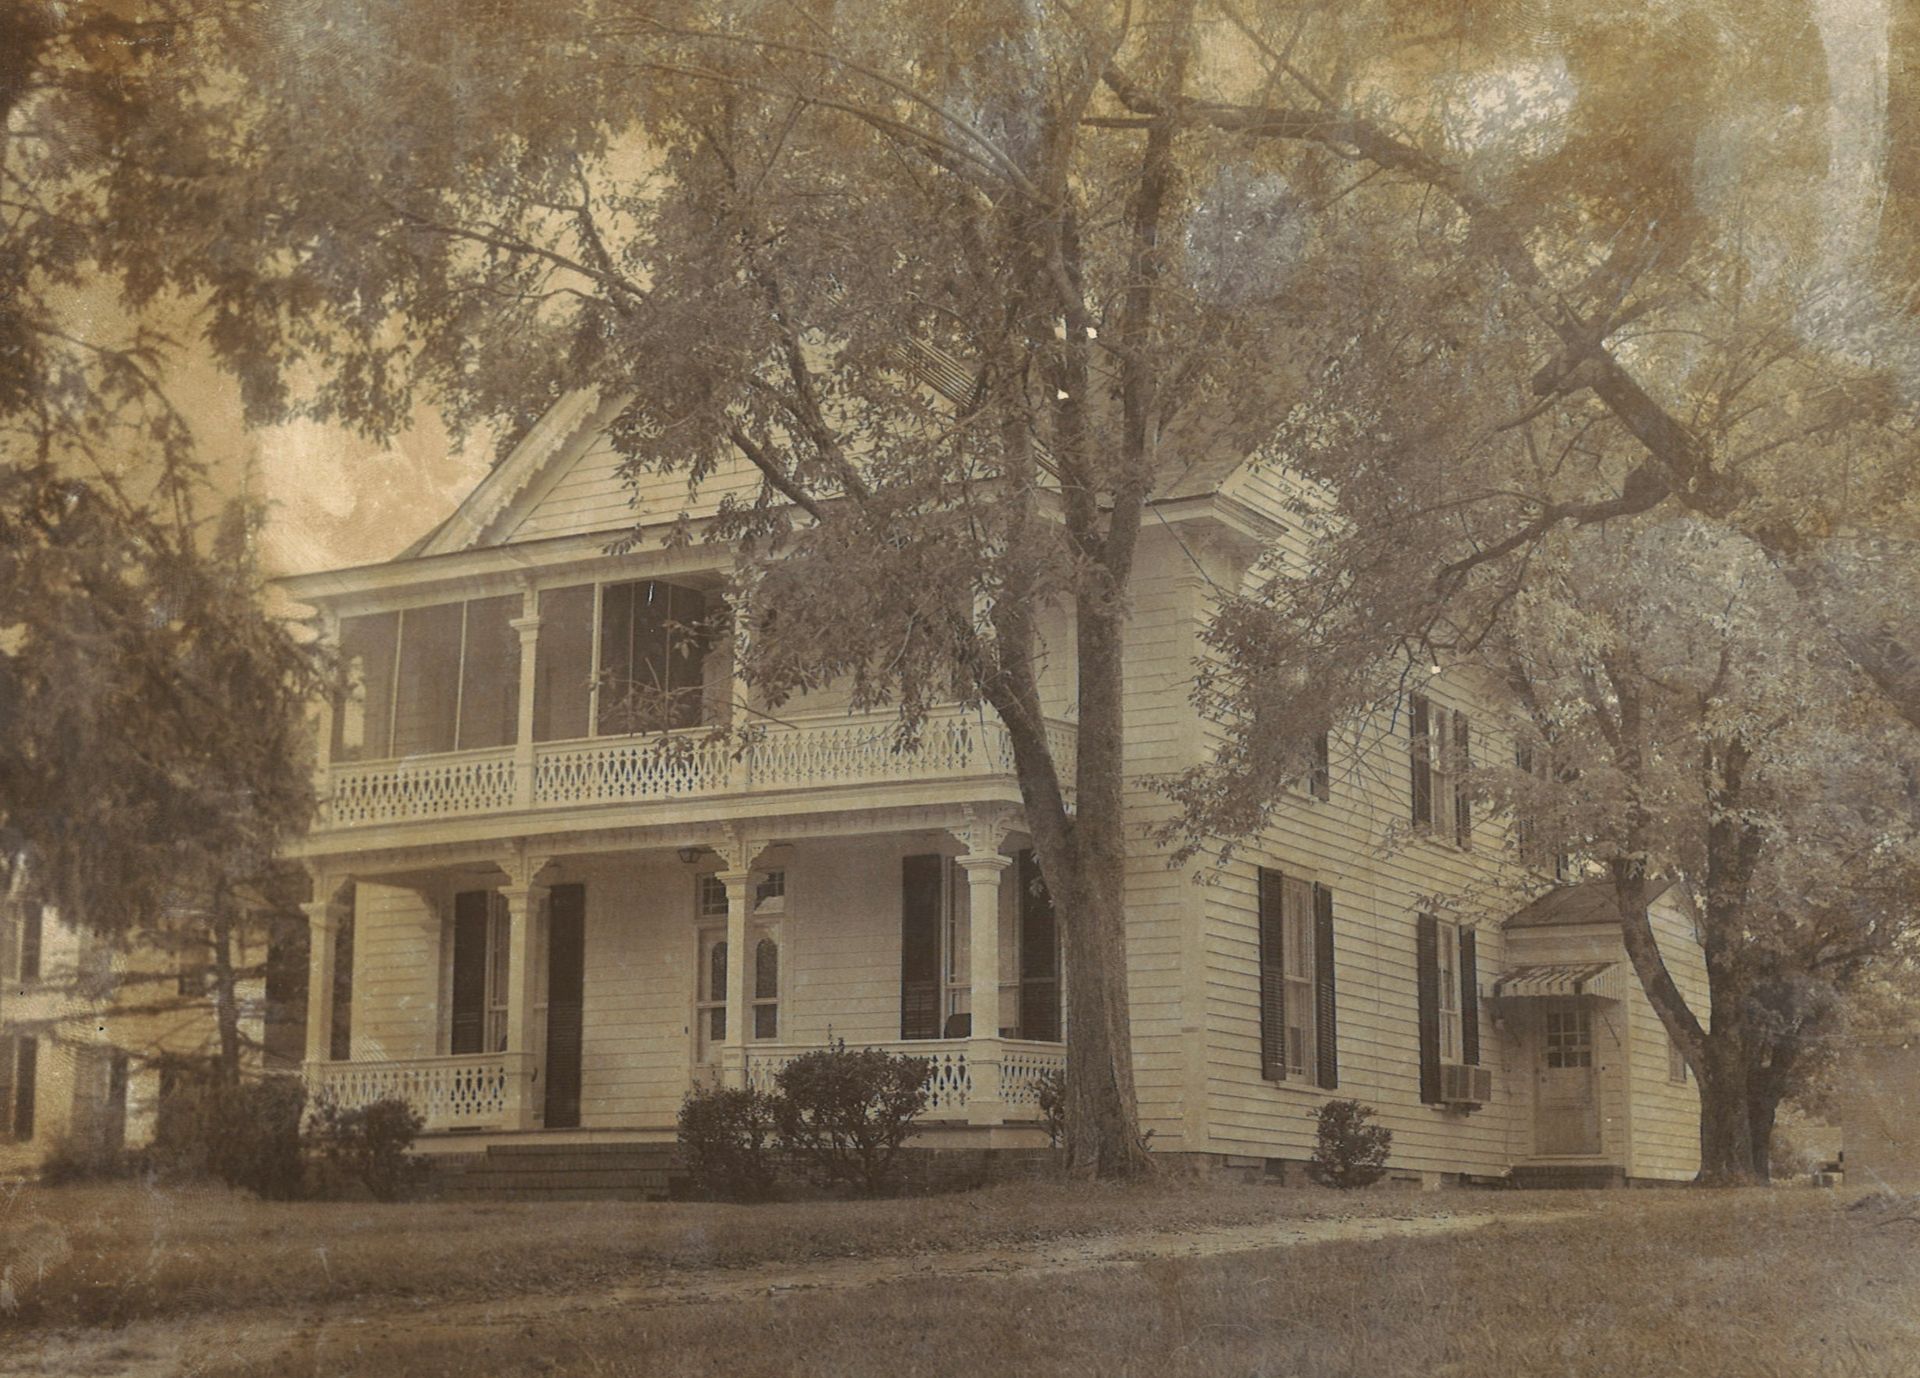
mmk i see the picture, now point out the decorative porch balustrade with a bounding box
[306,1053,527,1130]
[742,1039,1066,1121]
[319,709,1077,831]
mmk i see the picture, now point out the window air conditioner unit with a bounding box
[1440,1063,1492,1107]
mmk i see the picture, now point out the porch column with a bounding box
[499,851,550,1128]
[959,852,1012,1126]
[302,892,339,1067]
[510,585,541,809]
[717,867,755,1088]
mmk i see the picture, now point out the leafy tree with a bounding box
[1488,519,1920,1182]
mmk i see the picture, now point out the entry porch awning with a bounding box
[1490,962,1627,1004]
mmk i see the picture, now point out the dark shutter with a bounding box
[1459,927,1481,1068]
[1310,732,1331,802]
[1453,709,1473,848]
[1314,884,1338,1090]
[330,904,354,1062]
[13,1037,35,1141]
[1410,694,1433,827]
[450,890,490,1055]
[106,1051,129,1153]
[18,901,41,982]
[1257,868,1287,1081]
[1018,850,1061,1042]
[544,884,586,1129]
[1416,912,1441,1104]
[900,855,943,1039]
[0,1036,13,1137]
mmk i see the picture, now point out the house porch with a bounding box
[300,809,1065,1140]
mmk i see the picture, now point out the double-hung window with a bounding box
[1410,694,1472,846]
[1257,869,1338,1088]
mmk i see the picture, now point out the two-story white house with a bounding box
[281,391,1709,1189]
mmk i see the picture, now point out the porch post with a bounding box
[952,805,1016,1128]
[717,867,755,1089]
[510,584,541,809]
[499,849,551,1129]
[302,890,339,1067]
[312,610,338,820]
[959,853,1012,1126]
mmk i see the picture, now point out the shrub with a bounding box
[1769,1132,1820,1183]
[774,1041,932,1196]
[1308,1098,1393,1189]
[38,1135,144,1186]
[1033,1067,1067,1149]
[152,1072,308,1200]
[676,1085,783,1201]
[307,1095,427,1202]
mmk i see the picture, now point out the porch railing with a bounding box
[320,708,1077,830]
[742,1038,1066,1120]
[305,1053,527,1130]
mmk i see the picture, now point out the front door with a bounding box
[1535,1001,1601,1155]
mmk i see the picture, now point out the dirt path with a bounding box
[5,1207,1580,1377]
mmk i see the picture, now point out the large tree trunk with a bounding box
[1695,1029,1758,1184]
[1023,598,1152,1179]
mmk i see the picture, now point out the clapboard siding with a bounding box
[510,441,763,543]
[1624,890,1708,1179]
[351,882,440,1062]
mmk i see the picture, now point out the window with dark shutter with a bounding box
[1018,850,1061,1042]
[1459,927,1480,1068]
[1257,868,1288,1080]
[449,890,490,1055]
[1313,884,1338,1089]
[1410,695,1433,827]
[1415,912,1441,1104]
[1452,709,1473,847]
[18,901,41,982]
[900,855,944,1039]
[12,1037,35,1141]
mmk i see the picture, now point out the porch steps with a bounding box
[1508,1163,1627,1190]
[435,1142,682,1202]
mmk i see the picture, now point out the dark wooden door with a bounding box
[544,884,587,1129]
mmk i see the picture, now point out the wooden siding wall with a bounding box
[1623,893,1708,1180]
[509,440,761,545]
[350,882,441,1062]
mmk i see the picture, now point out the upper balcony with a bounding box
[301,572,1074,853]
[317,706,1076,835]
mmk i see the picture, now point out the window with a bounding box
[754,937,780,1039]
[942,860,971,1033]
[1416,912,1480,1103]
[1436,919,1462,1062]
[1409,695,1471,846]
[1544,1007,1593,1068]
[693,877,779,1053]
[449,891,512,1055]
[754,869,786,914]
[16,901,42,983]
[1257,869,1338,1087]
[1667,1032,1689,1084]
[597,580,710,734]
[333,597,522,761]
[1309,731,1331,802]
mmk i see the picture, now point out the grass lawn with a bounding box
[0,1174,1554,1332]
[4,1181,1916,1377]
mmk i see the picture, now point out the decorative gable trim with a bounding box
[414,390,629,558]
